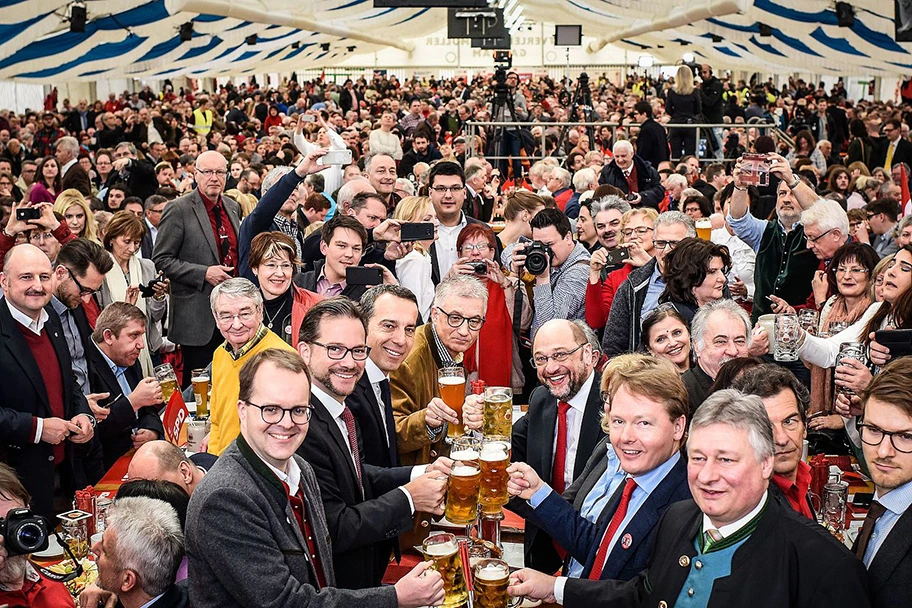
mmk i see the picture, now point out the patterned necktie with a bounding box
[551,401,572,494]
[588,478,638,580]
[340,405,364,491]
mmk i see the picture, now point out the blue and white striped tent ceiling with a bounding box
[0,0,908,81]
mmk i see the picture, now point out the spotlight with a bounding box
[180,22,193,42]
[321,43,330,52]
[711,34,723,44]
[835,2,854,28]
[245,34,257,45]
[347,45,356,52]
[758,23,773,37]
[70,3,87,33]
[292,42,300,49]
[682,52,695,64]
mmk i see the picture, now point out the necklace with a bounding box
[264,306,281,329]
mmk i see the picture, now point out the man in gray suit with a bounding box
[185,348,445,608]
[153,150,241,385]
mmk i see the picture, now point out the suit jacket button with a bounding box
[694,560,703,569]
[430,450,438,458]
[48,456,54,462]
[678,555,690,567]
[659,602,668,608]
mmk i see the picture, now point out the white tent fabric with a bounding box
[0,0,908,81]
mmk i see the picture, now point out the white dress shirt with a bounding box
[364,358,391,448]
[435,213,468,279]
[551,371,596,489]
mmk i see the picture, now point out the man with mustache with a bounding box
[727,152,823,322]
[681,300,752,413]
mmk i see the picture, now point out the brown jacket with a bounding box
[390,324,447,466]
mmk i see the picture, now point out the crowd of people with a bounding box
[0,64,910,608]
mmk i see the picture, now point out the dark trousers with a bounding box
[669,124,697,160]
[180,329,223,387]
[498,129,524,179]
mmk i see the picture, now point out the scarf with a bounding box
[809,294,871,415]
[463,280,512,388]
[104,252,153,376]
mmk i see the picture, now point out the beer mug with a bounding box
[835,342,868,397]
[439,367,466,441]
[153,363,179,404]
[774,313,800,362]
[695,218,712,241]
[450,436,481,466]
[186,418,211,453]
[483,387,513,440]
[821,481,849,540]
[479,440,510,516]
[191,368,211,418]
[823,320,849,339]
[445,463,481,525]
[422,533,469,608]
[797,309,819,335]
[473,559,522,608]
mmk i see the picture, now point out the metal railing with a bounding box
[464,120,786,165]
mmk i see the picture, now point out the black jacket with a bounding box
[509,372,607,572]
[872,137,912,172]
[634,119,668,170]
[347,373,399,468]
[853,504,912,607]
[296,393,414,589]
[599,156,665,210]
[563,497,870,608]
[700,76,724,123]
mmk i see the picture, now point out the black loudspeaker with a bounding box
[70,5,87,33]
[321,43,330,51]
[554,25,582,46]
[245,34,257,45]
[835,2,855,27]
[758,23,773,37]
[711,34,723,43]
[180,22,193,42]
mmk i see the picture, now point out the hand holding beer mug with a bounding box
[403,472,447,516]
[461,394,484,432]
[438,367,467,442]
[506,462,543,500]
[483,387,513,440]
[421,533,469,608]
[474,559,523,608]
[507,568,557,604]
[153,363,179,404]
[393,561,445,608]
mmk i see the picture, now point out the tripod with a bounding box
[555,72,596,162]
[488,66,525,180]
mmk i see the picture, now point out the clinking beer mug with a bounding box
[473,559,523,608]
[420,533,469,608]
[153,363,179,404]
[445,463,481,525]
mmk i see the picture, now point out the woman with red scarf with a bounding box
[447,224,531,391]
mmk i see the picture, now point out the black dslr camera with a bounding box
[523,241,554,276]
[1,508,49,556]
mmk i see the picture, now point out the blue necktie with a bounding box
[379,379,398,466]
[114,367,132,397]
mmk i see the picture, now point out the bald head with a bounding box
[532,319,595,401]
[1,244,54,319]
[128,440,204,495]
[196,150,228,199]
[337,177,376,214]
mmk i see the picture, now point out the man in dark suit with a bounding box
[107,142,158,202]
[92,496,189,608]
[87,302,164,469]
[632,101,668,170]
[339,80,363,116]
[65,100,96,135]
[153,150,242,386]
[509,389,870,607]
[350,286,420,468]
[598,141,665,210]
[185,348,443,607]
[467,319,606,572]
[0,244,97,519]
[872,118,912,173]
[506,355,690,588]
[296,299,448,590]
[853,357,912,606]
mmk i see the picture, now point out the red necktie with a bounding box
[588,478,638,580]
[551,401,572,494]
[341,405,364,491]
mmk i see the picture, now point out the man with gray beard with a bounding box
[0,463,76,606]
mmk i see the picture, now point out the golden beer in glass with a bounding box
[438,367,466,440]
[695,218,713,241]
[483,387,513,439]
[422,533,468,608]
[479,441,510,515]
[445,464,481,525]
[450,436,481,467]
[153,363,179,404]
[191,368,210,418]
[473,559,520,608]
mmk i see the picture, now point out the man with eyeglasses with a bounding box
[872,118,912,173]
[154,150,243,387]
[862,198,901,259]
[206,278,296,456]
[296,298,450,589]
[728,152,824,322]
[186,348,446,608]
[140,194,169,259]
[391,275,487,467]
[602,211,694,357]
[853,357,912,606]
[465,318,605,572]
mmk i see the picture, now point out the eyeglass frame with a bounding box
[243,400,314,425]
[805,228,837,244]
[529,343,587,368]
[434,307,485,331]
[620,226,654,237]
[652,239,681,250]
[460,243,492,252]
[857,421,912,454]
[215,309,260,325]
[308,340,371,361]
[62,265,99,296]
[197,168,228,178]
[429,185,465,194]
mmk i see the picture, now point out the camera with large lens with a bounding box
[523,241,554,276]
[1,508,49,556]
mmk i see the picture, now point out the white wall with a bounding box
[0,82,46,114]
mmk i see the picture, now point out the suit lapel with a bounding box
[190,191,220,261]
[575,374,605,479]
[538,394,558,482]
[868,507,912,592]
[1,303,50,414]
[429,243,441,285]
[355,374,385,441]
[45,312,76,416]
[310,394,361,494]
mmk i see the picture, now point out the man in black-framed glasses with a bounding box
[853,357,912,606]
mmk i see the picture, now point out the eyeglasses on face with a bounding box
[216,310,258,325]
[460,243,491,253]
[652,239,680,250]
[857,422,912,454]
[63,265,99,296]
[430,186,464,194]
[435,307,485,331]
[308,341,371,361]
[197,169,228,178]
[805,228,836,244]
[621,227,654,237]
[244,400,313,425]
[530,343,586,368]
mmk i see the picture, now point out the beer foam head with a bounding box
[486,393,511,403]
[450,449,479,462]
[452,465,479,476]
[191,376,209,383]
[439,375,465,386]
[475,562,508,581]
[480,444,508,462]
[424,539,458,556]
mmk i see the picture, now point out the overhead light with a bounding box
[835,2,854,27]
[70,2,87,33]
[682,52,695,63]
[711,34,723,44]
[638,55,654,68]
[180,22,193,42]
[245,34,257,45]
[758,23,772,37]
[292,41,300,49]
[347,45,356,52]
[321,43,330,52]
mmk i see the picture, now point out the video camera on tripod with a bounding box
[491,51,513,103]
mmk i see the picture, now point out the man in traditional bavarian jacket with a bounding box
[726,153,823,322]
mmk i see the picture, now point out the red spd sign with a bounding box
[162,390,189,445]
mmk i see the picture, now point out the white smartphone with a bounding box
[317,149,353,166]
